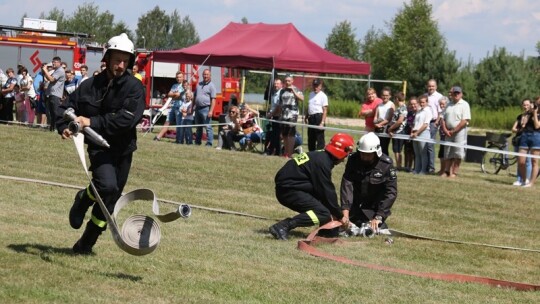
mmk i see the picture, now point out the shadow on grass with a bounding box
[7,243,142,282]
[482,177,516,186]
[255,228,307,240]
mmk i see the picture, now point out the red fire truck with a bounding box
[0,24,105,76]
[0,22,242,119]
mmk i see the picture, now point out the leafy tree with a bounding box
[324,20,364,100]
[449,57,477,104]
[474,47,534,108]
[36,4,130,44]
[536,41,540,55]
[135,6,170,50]
[359,0,459,97]
[39,8,68,31]
[167,11,200,49]
[135,7,199,50]
[325,20,360,61]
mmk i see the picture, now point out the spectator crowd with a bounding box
[2,63,539,187]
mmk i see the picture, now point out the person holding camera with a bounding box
[276,74,303,158]
[340,132,397,235]
[42,56,65,131]
[511,99,532,186]
[516,96,540,187]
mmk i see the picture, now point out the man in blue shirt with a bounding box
[194,69,216,146]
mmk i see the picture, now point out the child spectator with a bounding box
[178,90,194,144]
[436,96,448,176]
[403,97,417,172]
[13,84,27,123]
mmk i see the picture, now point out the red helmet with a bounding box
[325,133,355,160]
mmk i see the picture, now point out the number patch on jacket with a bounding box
[293,152,309,166]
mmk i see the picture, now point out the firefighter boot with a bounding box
[69,189,94,229]
[72,221,104,255]
[269,218,297,240]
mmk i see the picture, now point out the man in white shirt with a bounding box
[426,79,442,173]
[441,86,471,178]
[305,78,328,151]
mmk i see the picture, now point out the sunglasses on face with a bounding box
[229,111,237,114]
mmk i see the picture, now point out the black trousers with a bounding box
[275,187,332,227]
[0,96,14,124]
[307,113,325,151]
[266,117,281,155]
[379,136,390,156]
[46,95,62,131]
[88,151,133,223]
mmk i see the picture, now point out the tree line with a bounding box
[25,0,539,109]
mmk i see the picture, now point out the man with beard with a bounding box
[56,33,145,254]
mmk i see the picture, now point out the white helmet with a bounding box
[102,33,135,68]
[357,132,382,157]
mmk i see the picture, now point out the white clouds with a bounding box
[2,0,538,63]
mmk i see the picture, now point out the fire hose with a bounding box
[1,171,539,289]
[70,129,191,256]
[297,221,540,291]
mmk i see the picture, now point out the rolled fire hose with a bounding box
[297,221,540,291]
[72,133,191,256]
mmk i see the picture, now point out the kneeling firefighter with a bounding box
[340,132,397,235]
[269,133,354,240]
[56,33,146,254]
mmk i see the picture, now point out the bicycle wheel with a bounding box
[504,156,519,177]
[481,150,503,174]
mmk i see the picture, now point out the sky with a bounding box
[1,0,539,63]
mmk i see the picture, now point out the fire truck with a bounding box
[0,20,242,119]
[135,50,242,120]
[0,21,104,76]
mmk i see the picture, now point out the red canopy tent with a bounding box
[152,22,371,75]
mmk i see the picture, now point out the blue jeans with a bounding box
[239,132,262,146]
[174,109,184,143]
[178,118,193,144]
[515,144,532,182]
[194,106,213,146]
[427,121,437,172]
[413,130,430,174]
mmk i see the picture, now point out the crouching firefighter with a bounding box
[269,133,355,240]
[56,33,145,254]
[340,132,397,236]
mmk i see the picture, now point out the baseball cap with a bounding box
[451,86,462,93]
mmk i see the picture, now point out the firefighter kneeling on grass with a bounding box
[340,132,397,236]
[269,133,354,240]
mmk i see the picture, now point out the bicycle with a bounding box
[481,132,517,174]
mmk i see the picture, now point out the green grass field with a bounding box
[0,124,539,303]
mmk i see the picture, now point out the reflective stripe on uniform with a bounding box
[306,210,319,226]
[86,186,96,201]
[91,215,107,228]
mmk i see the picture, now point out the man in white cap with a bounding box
[56,33,146,254]
[440,86,471,178]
